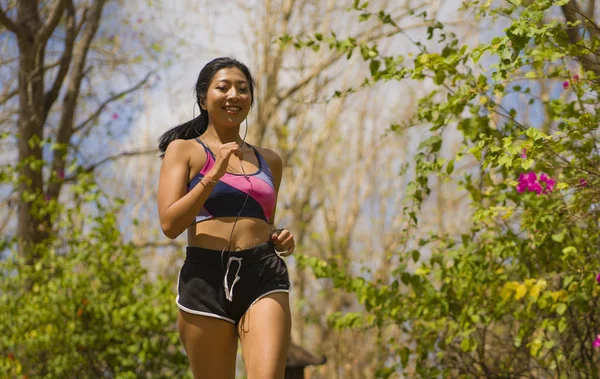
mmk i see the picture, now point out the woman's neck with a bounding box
[203,124,242,144]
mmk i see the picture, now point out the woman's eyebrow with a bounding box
[215,79,248,84]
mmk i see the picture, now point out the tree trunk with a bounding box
[16,0,47,259]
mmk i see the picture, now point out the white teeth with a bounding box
[225,106,240,111]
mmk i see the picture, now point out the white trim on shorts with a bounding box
[175,258,291,324]
[175,296,237,324]
[241,289,291,320]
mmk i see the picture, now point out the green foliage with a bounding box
[295,0,599,377]
[0,161,188,378]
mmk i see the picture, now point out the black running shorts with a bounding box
[176,241,291,324]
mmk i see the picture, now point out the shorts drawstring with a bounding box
[224,256,243,302]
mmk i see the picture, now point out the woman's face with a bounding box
[202,67,252,128]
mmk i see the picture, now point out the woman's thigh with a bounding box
[238,292,292,379]
[178,310,238,379]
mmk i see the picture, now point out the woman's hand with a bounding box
[271,228,295,257]
[207,142,243,179]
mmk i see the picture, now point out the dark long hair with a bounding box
[157,57,255,157]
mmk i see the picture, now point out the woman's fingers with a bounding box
[273,229,295,256]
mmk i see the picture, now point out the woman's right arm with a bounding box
[157,140,219,239]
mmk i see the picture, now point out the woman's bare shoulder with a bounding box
[163,138,198,160]
[254,145,282,170]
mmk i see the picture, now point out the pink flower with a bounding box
[573,74,580,81]
[520,148,527,160]
[137,17,143,23]
[580,179,588,187]
[44,194,51,202]
[596,273,600,284]
[112,112,119,120]
[516,172,555,195]
[539,173,555,193]
[57,169,65,179]
[594,335,600,348]
[563,81,569,89]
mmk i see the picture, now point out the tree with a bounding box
[295,0,600,377]
[0,1,188,376]
[0,0,158,258]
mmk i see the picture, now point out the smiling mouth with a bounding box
[224,106,241,114]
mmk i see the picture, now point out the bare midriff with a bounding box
[187,217,272,251]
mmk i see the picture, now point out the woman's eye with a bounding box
[239,87,249,93]
[217,87,228,91]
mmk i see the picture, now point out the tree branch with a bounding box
[74,71,154,134]
[35,0,67,45]
[64,149,158,181]
[562,1,600,78]
[0,6,22,35]
[47,0,107,201]
[0,89,18,106]
[274,15,412,106]
[132,239,186,249]
[44,0,76,120]
[565,0,600,36]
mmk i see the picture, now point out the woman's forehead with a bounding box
[212,67,247,84]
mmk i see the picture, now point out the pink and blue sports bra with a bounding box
[187,138,276,224]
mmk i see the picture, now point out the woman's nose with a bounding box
[227,88,241,100]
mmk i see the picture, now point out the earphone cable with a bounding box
[222,117,252,265]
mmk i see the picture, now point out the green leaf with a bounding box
[370,59,381,76]
[434,70,446,85]
[446,160,455,175]
[359,12,372,22]
[556,303,567,316]
[521,159,534,170]
[551,232,565,242]
[418,135,443,153]
[558,317,567,333]
[525,71,537,79]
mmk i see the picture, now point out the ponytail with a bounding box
[157,111,208,158]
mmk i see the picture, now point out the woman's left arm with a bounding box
[262,148,295,256]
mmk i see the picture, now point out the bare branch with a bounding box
[274,13,415,106]
[132,239,186,249]
[0,89,17,106]
[587,0,595,20]
[0,57,19,66]
[44,0,76,119]
[64,148,158,182]
[275,52,342,105]
[35,0,67,45]
[47,0,107,201]
[0,6,22,35]
[74,71,154,134]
